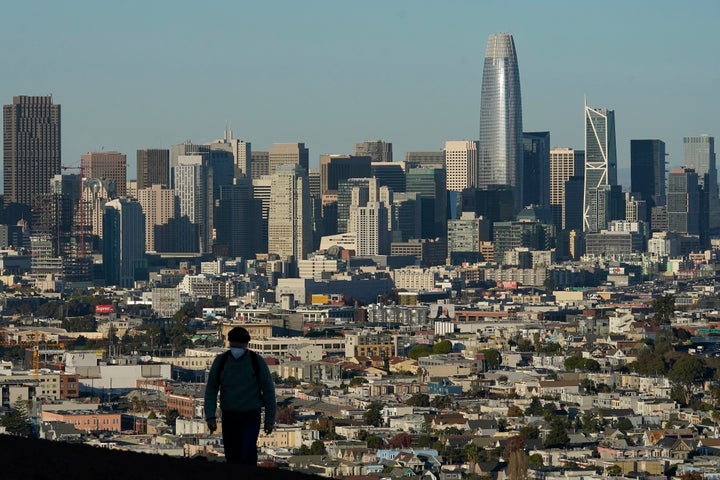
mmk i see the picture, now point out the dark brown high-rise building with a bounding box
[3,95,61,208]
[136,148,170,189]
[81,151,127,197]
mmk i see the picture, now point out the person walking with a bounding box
[204,327,276,465]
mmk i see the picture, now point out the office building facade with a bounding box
[81,151,128,197]
[3,95,61,208]
[667,167,700,235]
[103,198,146,288]
[355,140,392,163]
[268,143,309,175]
[137,184,176,252]
[268,164,312,262]
[444,140,478,192]
[319,154,372,196]
[549,147,584,229]
[522,132,550,208]
[583,104,617,232]
[478,33,524,210]
[630,139,666,215]
[136,149,170,189]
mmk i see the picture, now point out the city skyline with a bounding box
[1,2,719,189]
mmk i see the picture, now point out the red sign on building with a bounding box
[95,304,115,314]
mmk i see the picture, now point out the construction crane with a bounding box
[0,331,65,376]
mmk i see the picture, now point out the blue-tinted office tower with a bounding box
[215,177,254,258]
[103,198,146,288]
[405,167,447,239]
[479,33,524,211]
[684,135,719,233]
[523,131,550,208]
[631,139,666,221]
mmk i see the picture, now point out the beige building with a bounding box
[137,184,175,252]
[550,147,583,229]
[268,142,308,175]
[268,164,312,261]
[444,140,478,192]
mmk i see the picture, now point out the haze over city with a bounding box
[2,0,719,187]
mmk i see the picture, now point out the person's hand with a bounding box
[207,418,217,433]
[264,423,273,435]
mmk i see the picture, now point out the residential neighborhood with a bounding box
[3,257,720,479]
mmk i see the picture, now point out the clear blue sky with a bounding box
[2,0,719,188]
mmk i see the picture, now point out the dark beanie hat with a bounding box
[228,327,251,344]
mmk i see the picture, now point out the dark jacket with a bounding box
[204,350,276,425]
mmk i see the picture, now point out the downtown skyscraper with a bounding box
[583,102,619,232]
[684,135,719,234]
[3,95,61,209]
[630,139,666,217]
[478,33,523,211]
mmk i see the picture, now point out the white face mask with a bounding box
[230,347,246,359]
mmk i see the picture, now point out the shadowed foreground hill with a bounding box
[0,435,323,480]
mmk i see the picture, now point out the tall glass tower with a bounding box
[478,33,523,211]
[684,135,719,232]
[583,102,617,232]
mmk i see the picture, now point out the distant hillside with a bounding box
[0,434,322,480]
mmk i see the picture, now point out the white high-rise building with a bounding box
[174,154,213,253]
[357,201,390,256]
[583,103,617,233]
[444,140,478,192]
[550,147,584,229]
[268,164,312,262]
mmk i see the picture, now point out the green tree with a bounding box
[62,316,97,332]
[631,350,666,376]
[165,409,180,432]
[581,411,602,433]
[652,293,675,325]
[528,453,543,468]
[481,349,502,370]
[365,434,383,449]
[668,355,710,405]
[408,344,433,360]
[519,425,539,440]
[516,338,534,352]
[606,465,622,476]
[433,339,453,354]
[364,401,383,427]
[309,440,326,455]
[538,342,562,355]
[543,419,569,449]
[525,397,543,416]
[1,398,31,437]
[616,417,633,432]
[431,395,451,409]
[564,355,582,371]
[406,393,430,407]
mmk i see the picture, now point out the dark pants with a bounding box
[221,409,261,465]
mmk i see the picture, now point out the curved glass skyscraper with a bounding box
[478,33,523,211]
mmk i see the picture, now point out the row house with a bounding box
[41,409,122,432]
